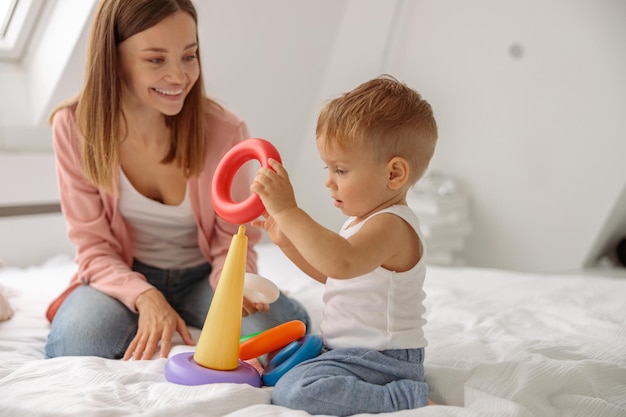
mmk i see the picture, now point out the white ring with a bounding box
[243,273,280,304]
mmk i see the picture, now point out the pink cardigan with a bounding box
[49,102,260,314]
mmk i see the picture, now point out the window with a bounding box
[0,0,44,62]
[0,1,18,37]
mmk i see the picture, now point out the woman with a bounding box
[45,0,309,361]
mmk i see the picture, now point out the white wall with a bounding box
[193,0,345,170]
[0,0,624,272]
[384,0,626,272]
[0,154,73,266]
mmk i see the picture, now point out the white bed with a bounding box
[1,242,625,417]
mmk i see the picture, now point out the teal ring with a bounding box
[261,335,323,386]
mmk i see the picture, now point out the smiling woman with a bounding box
[43,0,309,363]
[117,11,200,119]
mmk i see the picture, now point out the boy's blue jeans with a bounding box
[45,260,310,359]
[272,346,428,416]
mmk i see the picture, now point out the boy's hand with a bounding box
[251,213,291,248]
[250,159,297,216]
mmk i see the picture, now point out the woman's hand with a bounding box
[241,296,270,317]
[123,288,195,360]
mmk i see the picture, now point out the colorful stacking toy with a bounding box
[164,138,321,387]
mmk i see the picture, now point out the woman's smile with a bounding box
[152,87,185,96]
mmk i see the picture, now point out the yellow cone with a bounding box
[194,225,248,370]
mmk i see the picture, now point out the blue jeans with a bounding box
[271,347,428,416]
[45,260,310,359]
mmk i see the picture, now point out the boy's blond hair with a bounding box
[316,74,438,184]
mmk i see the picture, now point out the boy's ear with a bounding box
[387,157,409,190]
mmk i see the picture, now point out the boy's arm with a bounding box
[252,160,412,279]
[272,207,402,279]
[251,216,327,283]
[277,208,421,278]
[279,242,328,284]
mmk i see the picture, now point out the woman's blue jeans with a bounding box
[45,260,310,359]
[271,347,428,416]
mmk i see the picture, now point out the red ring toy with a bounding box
[239,320,306,360]
[211,138,281,224]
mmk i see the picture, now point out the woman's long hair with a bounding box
[51,0,213,193]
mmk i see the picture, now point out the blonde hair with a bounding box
[50,0,215,193]
[316,74,438,184]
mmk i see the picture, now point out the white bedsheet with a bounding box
[1,243,625,417]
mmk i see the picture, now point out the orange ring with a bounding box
[211,138,281,224]
[239,320,306,360]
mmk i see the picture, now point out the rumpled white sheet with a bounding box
[1,244,625,417]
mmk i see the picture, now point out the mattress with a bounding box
[1,243,625,417]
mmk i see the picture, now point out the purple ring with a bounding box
[165,351,261,387]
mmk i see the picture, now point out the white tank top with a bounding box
[320,205,428,350]
[118,169,205,269]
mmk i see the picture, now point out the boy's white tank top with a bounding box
[320,205,428,350]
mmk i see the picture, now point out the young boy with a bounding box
[251,75,437,416]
